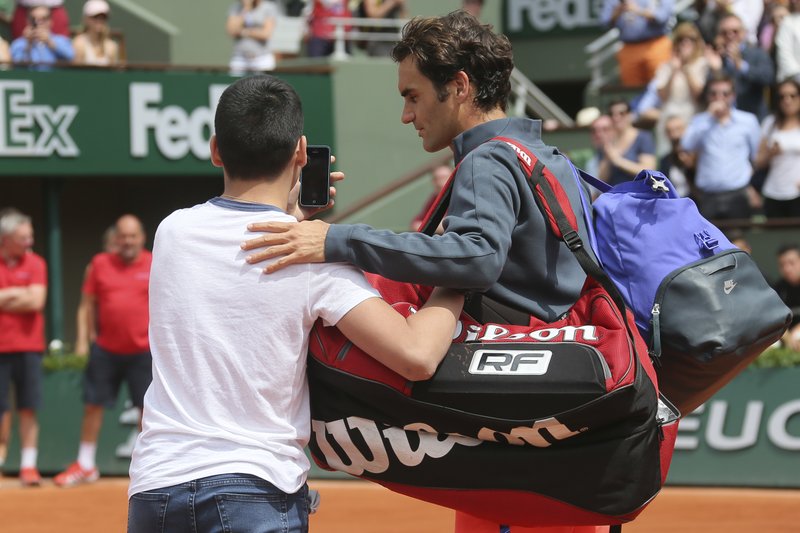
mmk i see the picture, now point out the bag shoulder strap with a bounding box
[491,136,631,320]
[419,164,459,236]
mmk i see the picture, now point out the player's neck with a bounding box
[462,106,507,133]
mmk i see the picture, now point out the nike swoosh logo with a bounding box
[724,282,737,294]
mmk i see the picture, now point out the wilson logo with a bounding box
[473,324,598,343]
[502,140,532,167]
[469,349,552,375]
[311,413,582,476]
[311,417,481,476]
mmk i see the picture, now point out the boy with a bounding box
[126,75,463,533]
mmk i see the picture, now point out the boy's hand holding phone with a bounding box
[299,145,331,208]
[243,145,344,273]
[287,146,342,221]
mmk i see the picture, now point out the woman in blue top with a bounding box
[598,99,657,186]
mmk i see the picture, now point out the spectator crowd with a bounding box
[584,0,800,221]
[0,0,119,68]
[0,1,483,72]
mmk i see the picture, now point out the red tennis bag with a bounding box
[306,138,678,527]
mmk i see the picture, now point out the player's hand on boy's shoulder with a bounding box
[245,159,344,273]
[243,219,330,273]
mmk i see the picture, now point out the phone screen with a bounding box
[299,145,331,208]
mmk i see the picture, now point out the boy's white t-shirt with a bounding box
[128,198,379,497]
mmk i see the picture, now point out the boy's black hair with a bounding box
[214,75,304,180]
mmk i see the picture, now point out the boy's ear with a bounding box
[296,135,308,167]
[209,135,223,168]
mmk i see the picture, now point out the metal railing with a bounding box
[325,17,574,127]
[584,0,695,93]
[510,67,575,126]
[328,152,452,224]
[327,16,405,60]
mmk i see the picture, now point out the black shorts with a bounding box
[83,344,152,409]
[0,352,43,413]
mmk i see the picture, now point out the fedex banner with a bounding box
[0,69,333,177]
[504,0,605,38]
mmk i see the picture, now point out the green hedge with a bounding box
[43,352,88,372]
[750,346,800,368]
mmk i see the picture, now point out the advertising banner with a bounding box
[669,368,800,487]
[504,0,605,38]
[0,69,334,177]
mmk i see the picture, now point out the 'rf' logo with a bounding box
[0,80,79,157]
[469,349,552,375]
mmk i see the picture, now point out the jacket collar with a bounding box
[451,118,543,164]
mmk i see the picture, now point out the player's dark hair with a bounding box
[392,11,513,112]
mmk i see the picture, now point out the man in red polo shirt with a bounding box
[55,214,152,487]
[0,208,48,487]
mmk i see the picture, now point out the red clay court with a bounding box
[0,477,798,532]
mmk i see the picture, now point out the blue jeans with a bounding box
[128,473,309,533]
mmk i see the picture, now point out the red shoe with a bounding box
[53,462,99,487]
[19,467,42,487]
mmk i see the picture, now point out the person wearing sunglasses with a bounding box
[774,0,800,83]
[706,12,775,119]
[598,99,657,186]
[651,21,709,157]
[681,72,762,220]
[754,79,800,218]
[10,0,69,40]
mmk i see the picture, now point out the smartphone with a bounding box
[299,145,331,208]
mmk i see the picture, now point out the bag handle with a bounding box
[581,166,680,199]
[633,169,680,197]
[576,166,611,194]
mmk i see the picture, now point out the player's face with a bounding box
[398,57,460,153]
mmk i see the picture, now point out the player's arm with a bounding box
[244,149,518,290]
[336,287,464,381]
